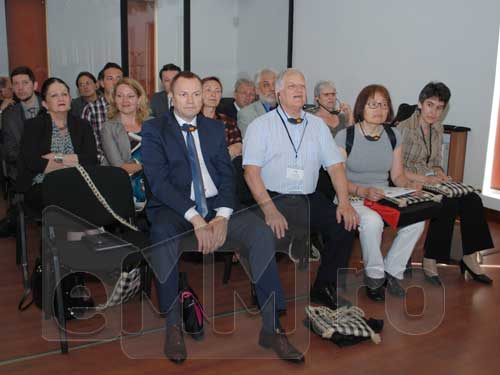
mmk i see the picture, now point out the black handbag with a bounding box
[179,272,206,341]
[18,257,94,322]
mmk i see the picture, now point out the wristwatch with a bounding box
[54,153,64,163]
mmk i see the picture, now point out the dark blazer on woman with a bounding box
[16,112,98,192]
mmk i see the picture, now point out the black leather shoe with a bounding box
[365,285,385,302]
[310,284,351,310]
[164,324,187,364]
[259,328,305,363]
[385,273,406,298]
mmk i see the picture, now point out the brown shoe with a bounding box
[258,328,305,363]
[164,324,187,364]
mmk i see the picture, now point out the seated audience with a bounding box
[16,77,98,214]
[201,76,242,159]
[71,71,100,118]
[217,77,256,121]
[150,63,181,117]
[335,84,425,301]
[82,62,123,161]
[100,78,150,210]
[397,81,494,285]
[238,68,277,138]
[313,80,354,137]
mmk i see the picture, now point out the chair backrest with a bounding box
[392,103,417,125]
[42,166,135,227]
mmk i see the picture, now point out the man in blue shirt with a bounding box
[243,68,359,309]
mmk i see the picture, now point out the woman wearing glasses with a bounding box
[313,81,354,137]
[397,82,493,285]
[335,84,424,302]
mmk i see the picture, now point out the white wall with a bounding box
[0,0,8,76]
[191,0,239,96]
[236,0,288,80]
[294,0,500,210]
[46,0,121,95]
[156,0,183,91]
[190,0,289,96]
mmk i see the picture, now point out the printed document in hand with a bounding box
[375,186,416,198]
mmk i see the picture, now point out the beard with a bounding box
[260,93,277,106]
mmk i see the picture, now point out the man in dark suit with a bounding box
[150,63,181,117]
[217,77,256,121]
[0,66,41,237]
[141,71,304,365]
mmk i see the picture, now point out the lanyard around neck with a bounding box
[420,125,432,164]
[276,108,308,159]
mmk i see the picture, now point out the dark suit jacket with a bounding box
[217,97,238,121]
[141,111,236,217]
[16,112,98,192]
[1,96,42,163]
[150,90,170,118]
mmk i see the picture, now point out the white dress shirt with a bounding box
[174,113,233,221]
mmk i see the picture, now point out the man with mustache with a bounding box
[237,68,277,138]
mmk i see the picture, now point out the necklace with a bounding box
[359,122,383,141]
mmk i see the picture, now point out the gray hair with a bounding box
[234,77,255,92]
[254,68,277,87]
[313,80,336,98]
[275,68,305,92]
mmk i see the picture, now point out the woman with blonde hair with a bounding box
[101,77,151,210]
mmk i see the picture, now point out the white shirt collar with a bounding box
[174,112,198,128]
[233,101,241,111]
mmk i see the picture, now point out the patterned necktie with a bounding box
[181,123,208,218]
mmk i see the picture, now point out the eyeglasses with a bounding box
[366,101,389,110]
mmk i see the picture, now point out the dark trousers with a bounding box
[269,191,355,288]
[147,201,285,331]
[425,194,493,262]
[24,183,44,215]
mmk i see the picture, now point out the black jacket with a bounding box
[16,112,98,192]
[1,95,42,178]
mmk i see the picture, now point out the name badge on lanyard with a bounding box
[286,167,304,181]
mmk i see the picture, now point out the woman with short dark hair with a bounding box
[398,82,494,285]
[201,76,242,159]
[16,77,98,213]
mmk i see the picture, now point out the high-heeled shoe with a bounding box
[459,260,492,285]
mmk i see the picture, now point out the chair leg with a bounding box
[18,204,30,292]
[52,253,69,354]
[222,253,233,284]
[141,263,153,298]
